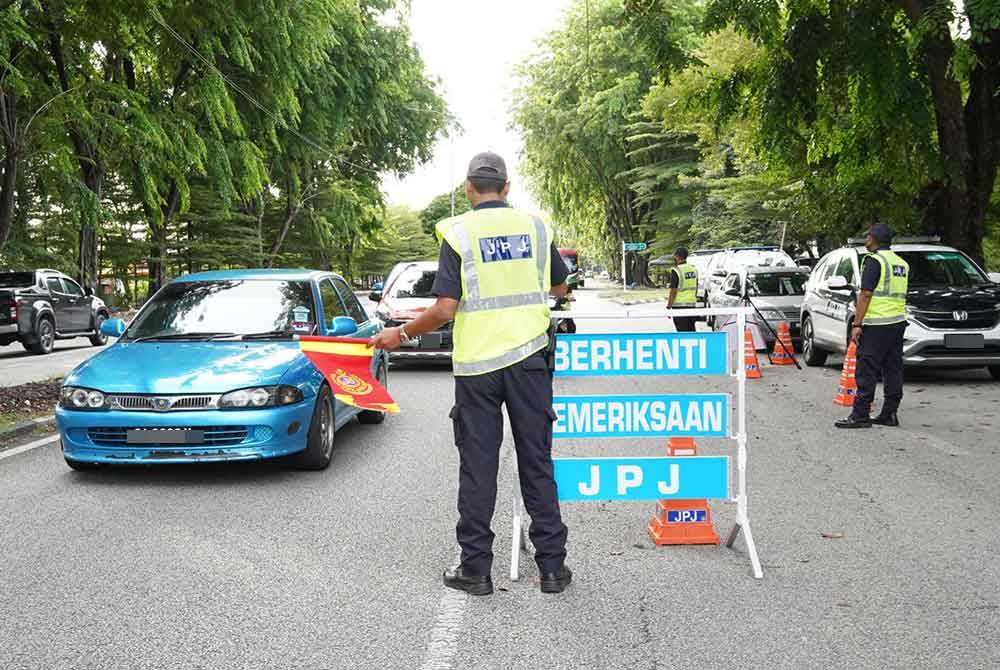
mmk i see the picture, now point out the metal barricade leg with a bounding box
[510,478,524,581]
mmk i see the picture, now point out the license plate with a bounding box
[420,332,442,349]
[126,429,205,445]
[944,333,985,350]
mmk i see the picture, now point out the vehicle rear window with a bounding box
[389,267,437,299]
[894,251,988,288]
[0,272,35,288]
[749,273,807,296]
[126,280,317,339]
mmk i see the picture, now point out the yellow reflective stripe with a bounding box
[453,332,549,376]
[460,292,547,313]
[299,341,370,357]
[450,221,480,301]
[532,216,547,286]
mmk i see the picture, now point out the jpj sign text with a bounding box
[553,333,728,377]
[554,457,729,502]
[552,394,729,438]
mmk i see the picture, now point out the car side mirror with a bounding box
[100,318,126,338]
[328,316,358,336]
[84,285,94,296]
[988,272,1000,284]
[826,275,850,290]
[368,291,382,302]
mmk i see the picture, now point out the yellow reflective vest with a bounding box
[671,263,698,307]
[864,250,909,325]
[435,208,553,376]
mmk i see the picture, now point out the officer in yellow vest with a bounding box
[836,223,909,429]
[666,247,699,332]
[370,152,571,595]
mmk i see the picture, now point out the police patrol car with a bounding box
[800,238,1000,378]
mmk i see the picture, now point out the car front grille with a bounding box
[108,394,219,411]
[87,426,250,447]
[911,309,999,331]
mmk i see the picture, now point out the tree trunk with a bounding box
[78,165,102,291]
[0,146,16,251]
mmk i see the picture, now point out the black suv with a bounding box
[0,269,110,355]
[800,239,1000,378]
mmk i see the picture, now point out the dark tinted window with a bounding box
[332,277,367,324]
[62,278,85,296]
[749,273,808,296]
[46,277,64,294]
[320,279,347,326]
[0,272,36,288]
[390,267,437,299]
[561,253,578,272]
[896,251,988,288]
[834,256,856,283]
[126,280,317,339]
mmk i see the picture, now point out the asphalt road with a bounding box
[0,338,107,387]
[1,287,998,669]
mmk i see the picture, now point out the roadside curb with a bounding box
[0,414,56,442]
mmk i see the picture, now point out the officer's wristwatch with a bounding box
[398,326,412,343]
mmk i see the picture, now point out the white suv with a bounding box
[800,240,1000,378]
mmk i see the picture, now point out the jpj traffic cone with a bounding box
[834,342,860,406]
[769,322,797,366]
[648,437,720,546]
[744,327,762,379]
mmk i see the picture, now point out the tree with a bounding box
[419,184,470,235]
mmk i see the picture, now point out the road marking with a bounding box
[0,433,59,461]
[418,589,468,670]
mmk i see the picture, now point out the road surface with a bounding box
[1,287,997,669]
[0,338,107,387]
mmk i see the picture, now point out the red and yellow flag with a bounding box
[298,336,400,413]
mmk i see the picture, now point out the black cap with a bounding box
[467,151,508,181]
[867,223,893,243]
[673,247,689,260]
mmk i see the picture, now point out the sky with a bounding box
[381,0,574,215]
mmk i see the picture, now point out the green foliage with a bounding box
[419,184,471,235]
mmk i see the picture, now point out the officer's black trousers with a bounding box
[852,323,906,420]
[450,350,568,576]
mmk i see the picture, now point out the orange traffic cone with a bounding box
[769,322,797,366]
[744,327,762,379]
[834,342,860,406]
[648,438,720,546]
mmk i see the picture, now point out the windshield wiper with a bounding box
[207,330,297,341]
[129,332,236,343]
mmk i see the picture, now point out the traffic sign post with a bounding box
[509,307,764,580]
[621,241,648,290]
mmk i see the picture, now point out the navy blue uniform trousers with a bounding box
[852,323,906,419]
[450,349,568,576]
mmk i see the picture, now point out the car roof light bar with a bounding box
[847,236,942,245]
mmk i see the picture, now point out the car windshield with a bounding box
[389,267,437,299]
[0,272,35,288]
[749,273,807,296]
[893,250,989,288]
[126,280,317,340]
[730,250,794,268]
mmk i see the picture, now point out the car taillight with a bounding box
[7,299,16,321]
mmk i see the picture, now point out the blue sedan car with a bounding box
[56,269,388,471]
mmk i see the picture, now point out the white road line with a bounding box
[419,589,468,670]
[0,433,59,461]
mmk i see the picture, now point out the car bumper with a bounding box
[388,327,453,360]
[902,320,1000,367]
[56,400,316,464]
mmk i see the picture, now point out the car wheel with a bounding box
[29,316,55,355]
[358,363,388,425]
[294,385,336,470]
[90,313,108,346]
[65,457,102,471]
[988,365,1000,381]
[801,316,828,366]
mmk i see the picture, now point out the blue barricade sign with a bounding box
[554,456,729,501]
[552,393,729,438]
[553,333,728,377]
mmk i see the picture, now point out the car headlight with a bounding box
[60,386,108,410]
[218,385,304,409]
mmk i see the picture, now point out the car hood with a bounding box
[64,341,304,394]
[906,284,1000,311]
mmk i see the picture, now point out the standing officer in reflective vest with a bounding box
[836,223,909,429]
[666,247,698,332]
[370,152,572,595]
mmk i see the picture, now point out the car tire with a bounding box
[358,363,388,425]
[65,457,102,471]
[801,315,828,366]
[294,385,336,470]
[28,316,55,355]
[988,365,1000,381]
[90,313,108,346]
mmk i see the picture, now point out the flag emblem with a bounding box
[333,369,373,396]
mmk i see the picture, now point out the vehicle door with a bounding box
[59,277,91,331]
[43,275,73,331]
[331,277,379,340]
[806,253,842,346]
[317,278,358,423]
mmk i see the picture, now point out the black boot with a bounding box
[834,415,872,429]
[443,565,493,596]
[871,412,899,427]
[539,565,572,594]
